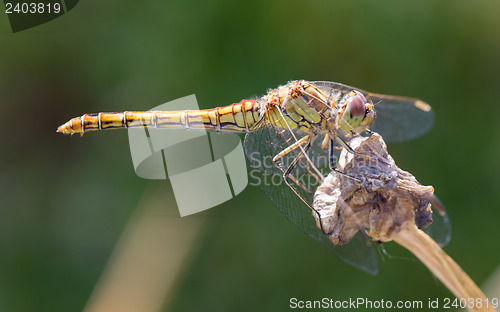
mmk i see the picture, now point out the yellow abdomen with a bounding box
[57,100,262,135]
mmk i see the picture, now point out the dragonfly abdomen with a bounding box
[57,100,262,135]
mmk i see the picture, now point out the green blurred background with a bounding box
[1,0,499,311]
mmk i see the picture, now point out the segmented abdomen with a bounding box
[57,100,262,135]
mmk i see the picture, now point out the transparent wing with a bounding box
[243,119,378,274]
[312,81,434,143]
[424,196,452,247]
[367,94,434,142]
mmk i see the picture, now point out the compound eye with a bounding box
[346,91,367,118]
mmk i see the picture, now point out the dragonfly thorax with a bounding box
[261,80,374,137]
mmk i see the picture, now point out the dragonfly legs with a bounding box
[272,135,314,193]
[271,133,374,243]
[272,134,329,234]
[331,135,391,195]
[329,137,365,185]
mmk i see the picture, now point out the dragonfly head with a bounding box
[339,90,375,133]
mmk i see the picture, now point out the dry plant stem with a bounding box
[395,225,495,312]
[313,134,495,312]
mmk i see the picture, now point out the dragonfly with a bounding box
[57,80,449,274]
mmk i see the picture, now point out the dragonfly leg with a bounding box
[281,141,314,192]
[336,133,389,166]
[328,139,337,171]
[329,139,364,185]
[332,136,392,194]
[335,135,365,157]
[272,135,314,194]
[272,135,330,235]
